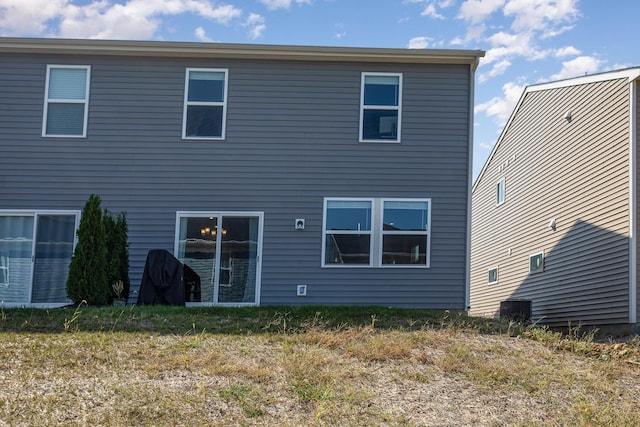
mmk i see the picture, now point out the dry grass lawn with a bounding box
[0,306,639,426]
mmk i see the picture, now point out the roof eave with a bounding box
[0,37,485,65]
[472,67,640,193]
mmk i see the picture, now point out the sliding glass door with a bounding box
[0,212,78,305]
[0,215,34,303]
[175,212,263,305]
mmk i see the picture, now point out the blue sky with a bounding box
[1,0,638,178]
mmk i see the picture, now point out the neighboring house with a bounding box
[0,37,483,308]
[470,68,640,328]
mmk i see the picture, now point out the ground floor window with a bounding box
[0,211,79,305]
[322,198,430,268]
[530,251,544,273]
[175,212,263,305]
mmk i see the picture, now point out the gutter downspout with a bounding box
[465,57,480,312]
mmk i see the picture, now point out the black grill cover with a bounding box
[137,249,187,306]
[184,264,201,303]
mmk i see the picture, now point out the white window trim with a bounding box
[379,198,431,268]
[0,255,8,288]
[321,197,431,268]
[322,197,374,268]
[182,68,229,140]
[488,266,498,284]
[42,65,91,138]
[174,211,263,307]
[0,209,80,308]
[359,72,402,143]
[529,251,545,273]
[496,177,505,206]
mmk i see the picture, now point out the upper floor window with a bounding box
[183,68,228,140]
[43,65,90,137]
[322,197,430,268]
[496,177,505,205]
[360,73,402,143]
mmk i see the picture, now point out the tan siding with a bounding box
[637,82,640,324]
[471,78,632,326]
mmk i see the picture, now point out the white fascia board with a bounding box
[0,37,484,65]
[526,68,640,93]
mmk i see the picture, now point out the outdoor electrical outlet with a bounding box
[297,285,307,296]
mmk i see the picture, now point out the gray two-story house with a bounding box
[0,37,483,308]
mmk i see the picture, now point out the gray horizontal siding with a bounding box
[0,52,472,309]
[471,77,632,325]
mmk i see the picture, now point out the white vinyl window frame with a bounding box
[488,267,498,284]
[0,209,80,308]
[321,197,431,268]
[322,198,374,268]
[496,177,506,206]
[529,251,544,273]
[42,65,91,138]
[359,72,403,143]
[173,210,264,307]
[379,199,431,268]
[182,68,229,140]
[0,254,8,288]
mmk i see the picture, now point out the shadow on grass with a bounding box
[0,305,511,335]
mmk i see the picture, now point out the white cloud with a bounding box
[478,59,511,82]
[409,0,455,20]
[194,26,211,42]
[459,0,581,78]
[0,0,67,36]
[481,31,533,65]
[458,0,505,24]
[245,13,266,39]
[479,141,495,149]
[422,3,444,19]
[259,0,311,10]
[551,56,602,80]
[540,24,574,39]
[554,46,580,57]
[59,1,157,39]
[463,22,487,42]
[608,63,633,72]
[475,81,525,125]
[408,36,432,49]
[0,0,244,39]
[503,0,579,32]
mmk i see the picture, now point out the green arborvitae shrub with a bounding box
[103,209,116,288]
[115,213,131,299]
[66,194,109,305]
[105,210,130,301]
